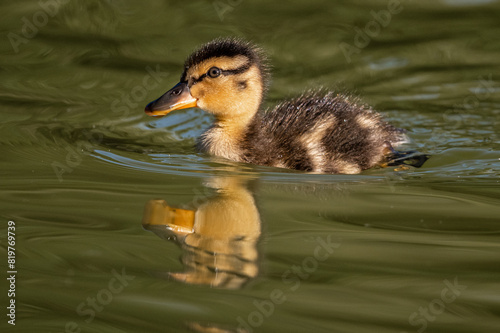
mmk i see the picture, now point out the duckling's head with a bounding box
[145,38,269,124]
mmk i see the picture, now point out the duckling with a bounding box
[145,38,427,174]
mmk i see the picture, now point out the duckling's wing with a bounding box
[252,92,406,174]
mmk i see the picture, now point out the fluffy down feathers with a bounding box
[240,92,406,173]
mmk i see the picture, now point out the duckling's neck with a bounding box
[196,70,265,161]
[197,112,258,161]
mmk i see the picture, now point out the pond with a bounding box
[1,0,499,332]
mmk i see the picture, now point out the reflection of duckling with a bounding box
[142,177,260,289]
[145,38,428,174]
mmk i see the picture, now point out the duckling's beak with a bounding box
[145,82,197,117]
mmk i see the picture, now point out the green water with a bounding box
[1,0,500,332]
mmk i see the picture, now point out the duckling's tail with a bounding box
[386,150,430,168]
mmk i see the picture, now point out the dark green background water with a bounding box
[1,0,499,332]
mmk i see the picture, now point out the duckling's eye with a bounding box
[207,67,221,78]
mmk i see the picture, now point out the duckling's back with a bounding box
[241,92,406,174]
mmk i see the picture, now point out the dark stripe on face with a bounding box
[221,61,252,75]
[190,61,252,84]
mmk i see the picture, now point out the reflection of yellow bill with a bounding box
[142,200,195,235]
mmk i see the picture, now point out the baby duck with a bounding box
[145,38,426,174]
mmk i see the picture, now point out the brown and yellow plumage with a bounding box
[145,37,427,174]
